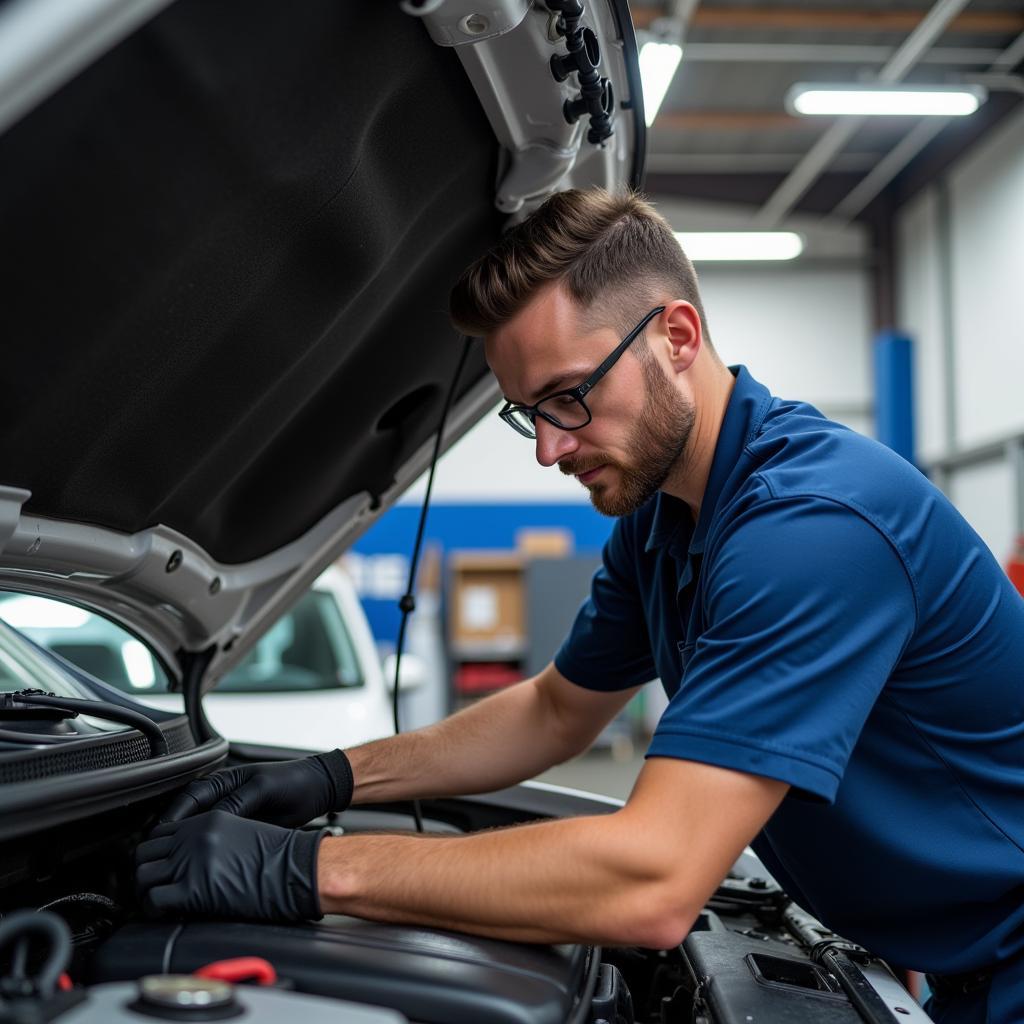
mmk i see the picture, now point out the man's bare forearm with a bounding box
[347,676,582,804]
[317,759,788,948]
[317,812,685,947]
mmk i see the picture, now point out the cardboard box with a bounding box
[449,552,524,652]
[515,527,574,558]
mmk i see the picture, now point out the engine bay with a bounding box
[0,661,928,1024]
[0,787,929,1024]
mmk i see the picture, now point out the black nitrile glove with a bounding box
[159,749,353,827]
[136,810,325,922]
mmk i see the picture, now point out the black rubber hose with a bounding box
[7,693,168,757]
[0,910,72,1000]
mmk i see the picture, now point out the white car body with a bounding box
[0,567,396,752]
[200,567,396,751]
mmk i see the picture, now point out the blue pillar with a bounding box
[874,331,916,466]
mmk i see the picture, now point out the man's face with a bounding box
[485,284,695,517]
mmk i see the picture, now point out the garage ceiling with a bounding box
[636,0,1024,224]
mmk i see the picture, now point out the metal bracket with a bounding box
[405,0,531,47]
[407,0,634,217]
[496,141,578,214]
[0,485,31,551]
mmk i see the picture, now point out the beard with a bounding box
[560,360,695,517]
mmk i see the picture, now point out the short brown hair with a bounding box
[449,188,711,348]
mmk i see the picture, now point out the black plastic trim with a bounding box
[0,717,193,785]
[0,736,228,841]
[819,949,901,1024]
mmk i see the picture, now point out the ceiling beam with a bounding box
[667,0,700,27]
[992,28,1024,71]
[832,30,1024,220]
[655,110,810,130]
[679,42,1004,65]
[754,0,971,226]
[647,151,880,173]
[632,7,1024,34]
[833,118,949,220]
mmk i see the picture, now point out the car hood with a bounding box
[0,0,643,693]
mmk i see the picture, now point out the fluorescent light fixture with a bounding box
[674,231,804,262]
[640,41,683,126]
[787,83,986,117]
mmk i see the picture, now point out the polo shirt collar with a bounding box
[644,365,771,557]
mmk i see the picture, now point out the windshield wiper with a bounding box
[0,690,168,757]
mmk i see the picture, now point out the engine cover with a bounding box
[48,979,405,1024]
[90,917,595,1024]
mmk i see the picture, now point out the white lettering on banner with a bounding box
[343,553,410,601]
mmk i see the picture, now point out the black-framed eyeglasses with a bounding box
[498,306,665,439]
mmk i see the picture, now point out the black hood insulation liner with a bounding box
[0,0,500,564]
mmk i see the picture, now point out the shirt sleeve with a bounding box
[647,494,916,802]
[554,517,658,691]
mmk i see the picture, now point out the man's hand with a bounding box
[159,749,353,826]
[136,811,325,922]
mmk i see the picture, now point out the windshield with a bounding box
[0,615,96,698]
[217,589,365,693]
[0,611,132,737]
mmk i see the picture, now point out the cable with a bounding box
[1,691,168,757]
[392,336,473,834]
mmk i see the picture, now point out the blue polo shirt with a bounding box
[556,366,1024,1019]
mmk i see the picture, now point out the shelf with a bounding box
[449,640,526,661]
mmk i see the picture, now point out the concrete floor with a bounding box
[534,745,648,802]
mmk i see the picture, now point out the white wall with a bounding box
[697,265,873,436]
[949,108,1024,451]
[948,460,1017,562]
[896,187,947,464]
[896,104,1024,562]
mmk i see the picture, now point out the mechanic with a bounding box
[137,189,1024,1024]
